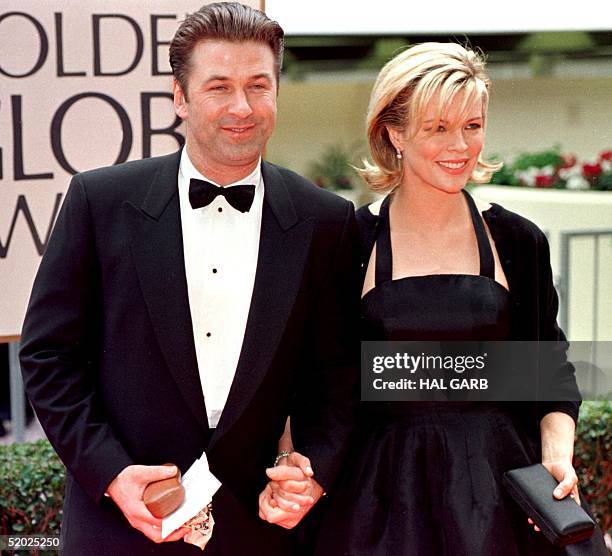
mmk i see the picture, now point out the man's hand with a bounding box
[106,464,189,543]
[258,452,324,529]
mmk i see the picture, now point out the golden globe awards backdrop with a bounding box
[0,0,262,339]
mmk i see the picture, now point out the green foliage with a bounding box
[488,157,520,187]
[0,439,65,539]
[307,143,363,191]
[511,148,564,171]
[595,172,612,191]
[574,400,611,532]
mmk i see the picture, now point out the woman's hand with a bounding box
[528,459,581,532]
[542,458,580,505]
[528,411,580,532]
[540,411,579,504]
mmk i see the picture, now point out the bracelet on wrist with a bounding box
[274,450,292,466]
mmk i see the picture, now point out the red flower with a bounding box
[599,150,612,162]
[561,154,577,169]
[535,174,555,188]
[582,163,602,178]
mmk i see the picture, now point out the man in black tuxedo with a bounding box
[19,3,359,554]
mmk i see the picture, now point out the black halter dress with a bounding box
[314,191,570,556]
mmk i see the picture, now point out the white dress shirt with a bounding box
[178,148,263,428]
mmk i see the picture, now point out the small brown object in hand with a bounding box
[143,463,185,518]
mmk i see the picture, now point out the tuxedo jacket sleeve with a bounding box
[289,192,361,492]
[20,172,134,504]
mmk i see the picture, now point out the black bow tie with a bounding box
[189,178,256,213]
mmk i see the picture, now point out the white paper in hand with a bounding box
[161,452,221,539]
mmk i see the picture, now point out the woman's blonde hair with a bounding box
[359,42,502,192]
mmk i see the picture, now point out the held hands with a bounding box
[258,452,324,529]
[106,464,189,543]
[528,458,580,532]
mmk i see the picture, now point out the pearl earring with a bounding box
[396,148,403,160]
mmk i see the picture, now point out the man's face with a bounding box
[174,40,277,180]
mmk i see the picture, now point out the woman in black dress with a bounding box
[309,43,601,555]
[260,42,605,555]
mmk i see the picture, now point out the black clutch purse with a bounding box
[503,464,595,547]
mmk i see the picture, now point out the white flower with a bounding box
[517,167,539,187]
[540,165,555,176]
[559,165,582,180]
[566,175,590,190]
[601,159,612,173]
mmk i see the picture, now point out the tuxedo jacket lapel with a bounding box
[209,162,315,451]
[123,151,209,433]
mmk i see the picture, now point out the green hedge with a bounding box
[1,401,610,538]
[574,401,611,532]
[0,440,65,537]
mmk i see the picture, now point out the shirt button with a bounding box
[218,207,223,213]
[212,268,218,274]
[206,332,211,338]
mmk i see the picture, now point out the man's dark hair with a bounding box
[170,2,284,98]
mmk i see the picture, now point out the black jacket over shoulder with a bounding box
[356,200,580,434]
[19,150,361,556]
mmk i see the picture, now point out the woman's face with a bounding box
[389,91,485,195]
